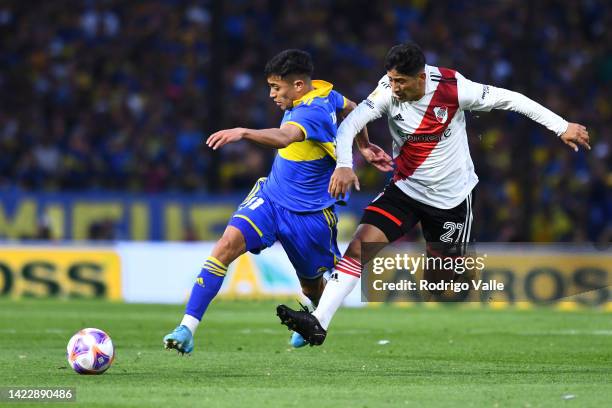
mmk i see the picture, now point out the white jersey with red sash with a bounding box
[336,65,569,209]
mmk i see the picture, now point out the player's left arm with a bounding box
[206,125,305,150]
[340,98,393,172]
[457,73,590,152]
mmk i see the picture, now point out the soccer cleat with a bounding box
[163,325,194,355]
[289,331,308,348]
[276,304,327,346]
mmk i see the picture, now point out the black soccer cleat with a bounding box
[276,304,327,346]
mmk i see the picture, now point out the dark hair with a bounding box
[384,43,426,76]
[264,49,314,79]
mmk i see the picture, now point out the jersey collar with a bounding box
[292,80,333,107]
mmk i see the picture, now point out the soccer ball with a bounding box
[66,328,115,375]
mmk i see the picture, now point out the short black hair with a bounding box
[264,49,314,79]
[384,43,426,76]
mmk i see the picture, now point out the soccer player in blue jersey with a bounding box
[163,49,392,354]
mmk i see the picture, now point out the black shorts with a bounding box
[360,182,475,255]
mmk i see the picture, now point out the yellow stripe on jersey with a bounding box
[232,215,263,237]
[278,139,336,162]
[284,121,308,139]
[292,80,333,107]
[342,96,348,109]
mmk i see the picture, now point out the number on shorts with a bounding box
[242,196,264,210]
[440,222,464,243]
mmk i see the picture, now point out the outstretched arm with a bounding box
[330,100,387,199]
[339,98,369,148]
[329,79,393,199]
[558,123,590,152]
[457,73,590,151]
[335,101,383,169]
[206,124,305,150]
[340,98,393,172]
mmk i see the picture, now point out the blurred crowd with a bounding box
[0,0,610,242]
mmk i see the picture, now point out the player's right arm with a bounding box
[206,124,305,150]
[329,77,392,199]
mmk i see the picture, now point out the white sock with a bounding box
[181,314,200,335]
[313,257,361,330]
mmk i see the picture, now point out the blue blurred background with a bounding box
[0,0,610,242]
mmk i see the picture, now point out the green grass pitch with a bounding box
[0,299,610,407]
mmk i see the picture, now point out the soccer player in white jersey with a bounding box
[277,42,590,346]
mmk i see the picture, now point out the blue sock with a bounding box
[184,256,228,321]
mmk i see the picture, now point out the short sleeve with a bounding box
[329,90,347,111]
[284,105,333,143]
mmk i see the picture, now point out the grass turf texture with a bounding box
[0,299,610,408]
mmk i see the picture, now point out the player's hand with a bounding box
[206,128,245,150]
[329,167,360,200]
[358,143,394,172]
[560,123,590,152]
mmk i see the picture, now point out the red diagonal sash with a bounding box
[394,67,459,180]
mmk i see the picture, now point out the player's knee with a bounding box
[216,236,232,253]
[213,230,245,264]
[345,224,386,262]
[345,238,362,260]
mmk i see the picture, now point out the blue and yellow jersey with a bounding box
[261,80,347,212]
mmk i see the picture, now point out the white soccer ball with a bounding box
[66,328,115,375]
